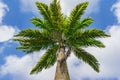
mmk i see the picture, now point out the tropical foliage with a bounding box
[14,0,110,75]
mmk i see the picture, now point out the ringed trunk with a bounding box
[54,46,70,80]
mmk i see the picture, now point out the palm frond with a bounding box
[67,2,88,32]
[15,37,53,53]
[78,17,94,28]
[14,29,50,38]
[80,39,105,48]
[68,28,109,48]
[71,29,110,39]
[16,45,42,53]
[30,45,59,74]
[81,29,110,38]
[31,17,52,31]
[14,29,53,53]
[36,2,54,28]
[72,17,94,33]
[49,0,64,31]
[73,47,99,72]
[69,38,105,48]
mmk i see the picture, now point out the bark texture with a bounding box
[54,47,70,80]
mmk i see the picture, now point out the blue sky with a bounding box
[0,0,120,80]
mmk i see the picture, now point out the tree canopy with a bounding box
[14,0,110,74]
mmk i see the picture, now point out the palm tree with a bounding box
[14,0,110,80]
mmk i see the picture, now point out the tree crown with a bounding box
[14,0,110,74]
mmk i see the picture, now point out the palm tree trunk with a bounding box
[54,46,70,80]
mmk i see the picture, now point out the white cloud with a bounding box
[0,25,16,42]
[111,1,120,24]
[0,1,9,24]
[60,0,100,15]
[0,42,9,53]
[0,1,19,43]
[19,0,51,15]
[20,0,100,15]
[0,1,16,42]
[0,51,56,80]
[0,1,19,54]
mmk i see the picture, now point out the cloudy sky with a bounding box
[0,0,120,80]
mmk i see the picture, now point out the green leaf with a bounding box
[67,17,94,35]
[79,39,105,48]
[73,47,100,72]
[49,0,64,31]
[15,37,53,53]
[74,17,94,30]
[14,29,53,53]
[67,28,109,48]
[36,2,54,28]
[69,38,105,48]
[82,29,110,38]
[30,45,59,74]
[14,29,51,38]
[71,29,110,40]
[31,17,44,27]
[14,29,41,38]
[68,2,88,32]
[31,17,51,31]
